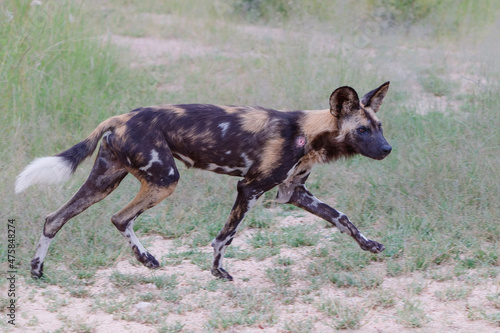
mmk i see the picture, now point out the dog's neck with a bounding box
[300,109,337,142]
[299,109,354,163]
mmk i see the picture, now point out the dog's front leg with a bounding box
[211,180,263,281]
[285,184,385,253]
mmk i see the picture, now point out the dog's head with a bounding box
[329,82,392,160]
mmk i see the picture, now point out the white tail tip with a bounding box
[15,156,73,193]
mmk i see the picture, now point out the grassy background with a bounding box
[1,0,500,331]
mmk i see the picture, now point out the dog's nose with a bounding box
[381,145,392,154]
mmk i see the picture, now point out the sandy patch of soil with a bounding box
[5,211,499,332]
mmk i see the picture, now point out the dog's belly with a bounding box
[171,150,255,177]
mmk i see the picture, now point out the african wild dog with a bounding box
[16,82,392,281]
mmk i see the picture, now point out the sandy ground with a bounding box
[3,212,500,332]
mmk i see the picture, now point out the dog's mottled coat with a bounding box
[17,82,392,281]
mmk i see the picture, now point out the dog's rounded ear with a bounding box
[329,86,360,118]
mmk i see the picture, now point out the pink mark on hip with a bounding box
[295,136,306,148]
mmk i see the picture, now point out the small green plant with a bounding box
[0,296,10,312]
[397,299,429,328]
[110,271,141,286]
[487,293,500,309]
[122,307,171,325]
[27,316,39,327]
[224,246,253,260]
[372,289,397,308]
[249,230,281,248]
[386,259,404,277]
[466,303,500,326]
[430,268,455,282]
[70,319,97,333]
[206,309,260,330]
[139,292,157,302]
[317,298,366,330]
[69,287,89,298]
[435,286,471,302]
[158,321,185,333]
[266,267,293,288]
[110,271,178,290]
[284,319,314,333]
[406,281,427,295]
[328,271,383,289]
[276,256,295,266]
[248,225,319,249]
[93,296,132,314]
[329,246,372,271]
[483,312,500,326]
[43,291,70,313]
[252,247,281,261]
[281,225,320,247]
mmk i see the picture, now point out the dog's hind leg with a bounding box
[31,143,128,278]
[111,147,180,269]
[211,179,266,281]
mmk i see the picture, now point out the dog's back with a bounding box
[112,104,306,180]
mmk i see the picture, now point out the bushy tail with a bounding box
[15,116,125,193]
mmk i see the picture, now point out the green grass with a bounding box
[249,225,321,249]
[316,298,366,329]
[435,286,472,302]
[372,288,397,308]
[397,299,429,328]
[283,318,315,333]
[419,71,456,97]
[1,0,159,275]
[205,286,276,330]
[266,267,294,288]
[3,0,500,332]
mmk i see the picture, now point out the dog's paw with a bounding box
[142,252,160,269]
[211,267,234,281]
[133,246,160,269]
[30,257,44,279]
[360,239,385,254]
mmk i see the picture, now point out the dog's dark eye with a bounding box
[357,127,369,134]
